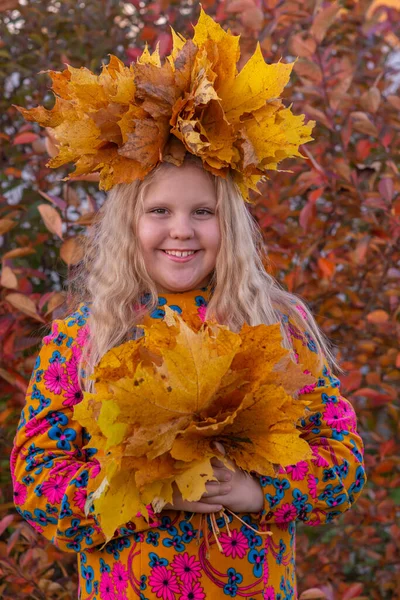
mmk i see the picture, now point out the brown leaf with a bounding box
[44,292,66,316]
[350,112,378,137]
[310,1,342,43]
[289,33,316,58]
[360,87,381,113]
[1,266,18,289]
[299,590,327,600]
[5,293,45,323]
[0,0,19,12]
[2,247,36,259]
[0,219,17,235]
[60,237,84,265]
[37,204,63,239]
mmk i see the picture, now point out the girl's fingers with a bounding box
[211,467,232,482]
[210,457,225,468]
[201,482,232,498]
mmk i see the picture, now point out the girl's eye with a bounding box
[149,209,213,215]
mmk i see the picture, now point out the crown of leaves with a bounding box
[16,8,315,202]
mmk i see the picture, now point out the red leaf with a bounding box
[13,132,38,145]
[378,178,394,203]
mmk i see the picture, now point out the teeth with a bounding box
[164,250,196,257]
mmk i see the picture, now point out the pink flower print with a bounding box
[323,402,348,431]
[66,345,81,383]
[263,586,276,600]
[76,324,90,348]
[100,572,116,600]
[338,398,357,431]
[25,417,50,438]
[13,481,27,505]
[73,488,87,511]
[41,475,68,505]
[197,305,207,322]
[26,518,44,534]
[89,460,101,478]
[310,444,329,468]
[219,529,248,559]
[298,382,317,395]
[43,321,59,345]
[62,382,83,408]
[44,362,68,395]
[307,474,318,499]
[148,566,180,600]
[171,552,201,585]
[181,581,206,600]
[112,562,128,594]
[274,503,298,530]
[295,305,308,320]
[285,460,309,481]
[49,459,80,479]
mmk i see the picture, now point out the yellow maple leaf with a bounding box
[73,307,315,541]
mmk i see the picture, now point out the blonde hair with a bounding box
[66,154,340,391]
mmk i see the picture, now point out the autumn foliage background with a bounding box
[0,0,399,598]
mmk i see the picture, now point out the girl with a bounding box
[11,154,366,600]
[11,11,366,598]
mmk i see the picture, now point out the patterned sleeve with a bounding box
[10,306,160,554]
[257,315,367,529]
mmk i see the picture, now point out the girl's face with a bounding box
[138,163,220,294]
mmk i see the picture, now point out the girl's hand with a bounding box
[200,442,264,513]
[162,481,225,514]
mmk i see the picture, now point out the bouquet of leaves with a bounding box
[73,308,314,541]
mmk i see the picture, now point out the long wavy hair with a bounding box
[65,154,340,391]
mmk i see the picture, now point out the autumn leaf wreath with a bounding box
[73,307,314,545]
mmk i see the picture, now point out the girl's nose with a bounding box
[169,216,195,239]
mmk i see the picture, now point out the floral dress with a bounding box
[11,286,367,600]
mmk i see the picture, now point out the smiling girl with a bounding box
[11,10,366,600]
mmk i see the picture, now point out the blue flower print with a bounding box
[169,305,182,314]
[265,493,280,509]
[34,484,43,497]
[146,531,159,546]
[34,508,57,527]
[81,564,94,593]
[117,537,131,552]
[46,411,68,427]
[49,350,66,364]
[67,308,88,327]
[48,425,76,450]
[140,574,147,590]
[260,475,273,488]
[272,478,290,499]
[46,503,58,515]
[22,475,34,485]
[336,452,351,475]
[72,470,89,488]
[35,369,44,383]
[65,518,85,538]
[349,466,366,495]
[66,539,81,552]
[248,548,265,577]
[80,551,87,564]
[162,534,185,552]
[322,467,338,482]
[276,540,286,566]
[292,488,312,514]
[105,539,122,560]
[34,356,41,369]
[158,515,177,536]
[227,568,243,585]
[332,429,346,441]
[54,332,67,346]
[81,526,94,546]
[305,331,317,353]
[223,582,238,597]
[31,384,42,400]
[148,552,168,568]
[150,308,167,319]
[194,294,208,308]
[60,498,73,519]
[350,439,364,462]
[100,557,111,573]
[180,520,197,543]
[321,392,337,405]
